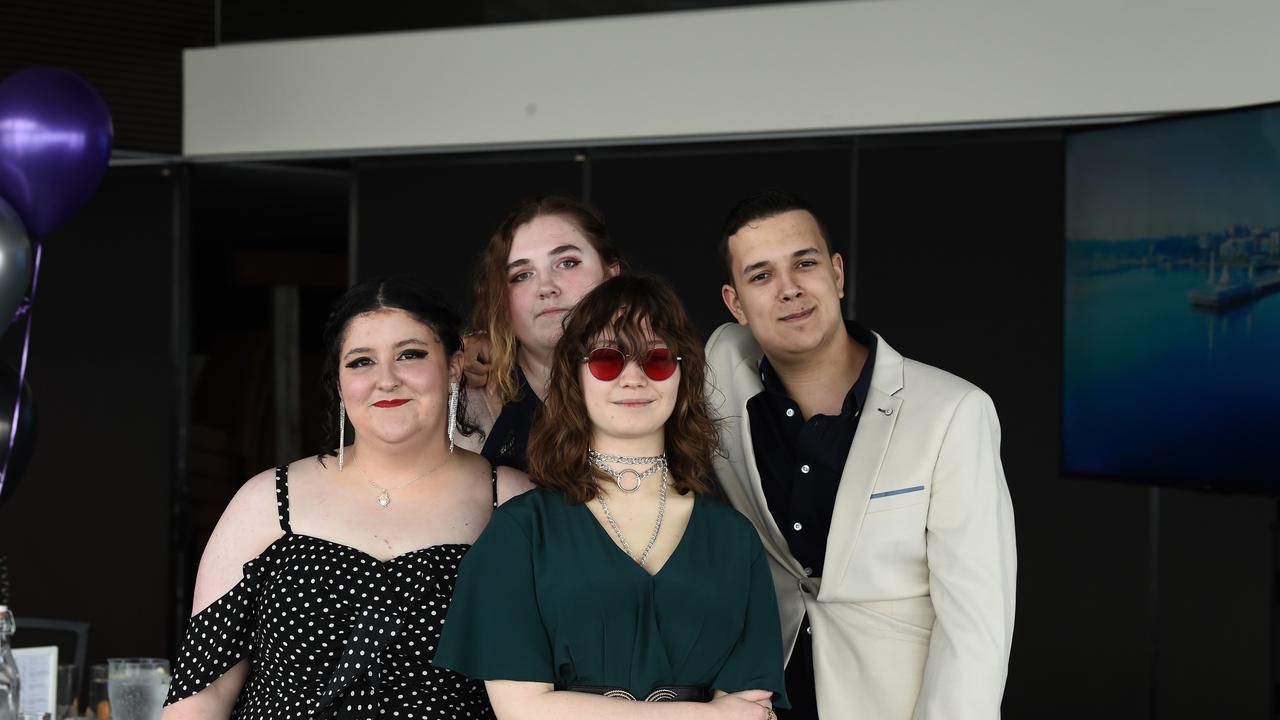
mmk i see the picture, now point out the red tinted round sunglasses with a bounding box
[583,347,682,382]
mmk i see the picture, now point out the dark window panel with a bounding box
[356,151,584,321]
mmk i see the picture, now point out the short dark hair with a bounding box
[717,190,832,282]
[318,276,479,462]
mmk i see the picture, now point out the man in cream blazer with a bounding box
[706,192,1016,719]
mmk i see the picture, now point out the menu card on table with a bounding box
[13,645,57,715]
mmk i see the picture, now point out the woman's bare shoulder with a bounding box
[495,465,535,506]
[221,466,288,538]
[189,465,289,613]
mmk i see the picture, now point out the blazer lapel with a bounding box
[818,334,905,598]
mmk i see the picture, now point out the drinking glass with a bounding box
[86,664,108,720]
[106,659,169,720]
[55,663,78,719]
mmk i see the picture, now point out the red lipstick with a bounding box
[373,399,410,408]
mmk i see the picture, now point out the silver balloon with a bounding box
[0,197,33,334]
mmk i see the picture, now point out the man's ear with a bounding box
[831,252,846,300]
[722,283,748,325]
[606,261,622,278]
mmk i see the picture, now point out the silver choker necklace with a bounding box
[587,449,667,494]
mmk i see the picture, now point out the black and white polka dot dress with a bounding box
[165,465,497,720]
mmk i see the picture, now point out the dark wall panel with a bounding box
[0,167,178,661]
[0,0,213,153]
[1155,489,1272,719]
[217,0,814,42]
[356,152,583,318]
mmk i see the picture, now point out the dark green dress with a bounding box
[433,488,789,707]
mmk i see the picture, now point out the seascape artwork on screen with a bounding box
[1064,104,1280,490]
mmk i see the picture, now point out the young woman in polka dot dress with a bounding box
[163,278,533,720]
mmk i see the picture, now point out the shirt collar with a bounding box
[758,320,878,419]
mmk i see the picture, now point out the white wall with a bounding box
[184,0,1280,158]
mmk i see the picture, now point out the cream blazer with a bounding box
[705,323,1016,719]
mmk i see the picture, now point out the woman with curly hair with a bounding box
[434,274,788,720]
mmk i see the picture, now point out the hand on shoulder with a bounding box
[462,332,493,392]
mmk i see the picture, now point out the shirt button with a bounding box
[800,464,810,474]
[793,522,803,531]
[785,408,795,417]
[803,566,813,577]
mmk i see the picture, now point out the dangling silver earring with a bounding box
[447,381,459,453]
[338,400,346,470]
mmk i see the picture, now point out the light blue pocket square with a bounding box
[869,485,926,500]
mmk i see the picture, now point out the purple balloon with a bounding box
[0,67,113,237]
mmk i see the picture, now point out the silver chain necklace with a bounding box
[587,448,667,494]
[597,465,668,567]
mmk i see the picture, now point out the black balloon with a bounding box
[0,364,35,508]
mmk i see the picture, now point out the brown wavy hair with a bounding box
[469,196,623,405]
[527,274,719,503]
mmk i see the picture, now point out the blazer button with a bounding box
[793,522,803,531]
[803,566,813,577]
[806,626,812,635]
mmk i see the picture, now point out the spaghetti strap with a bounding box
[275,465,292,534]
[491,467,499,509]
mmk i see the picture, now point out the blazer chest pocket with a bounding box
[866,484,928,513]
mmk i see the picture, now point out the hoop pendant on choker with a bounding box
[587,449,666,495]
[613,468,643,493]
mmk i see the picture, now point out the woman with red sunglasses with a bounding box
[434,274,788,720]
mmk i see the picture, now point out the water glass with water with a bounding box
[106,659,168,720]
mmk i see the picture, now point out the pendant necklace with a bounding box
[355,455,450,508]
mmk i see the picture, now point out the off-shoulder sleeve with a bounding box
[432,508,555,683]
[164,555,265,706]
[712,542,791,709]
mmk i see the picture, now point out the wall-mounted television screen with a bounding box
[1064,103,1280,493]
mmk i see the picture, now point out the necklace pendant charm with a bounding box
[615,468,643,493]
[376,489,391,508]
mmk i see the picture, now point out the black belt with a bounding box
[565,685,711,703]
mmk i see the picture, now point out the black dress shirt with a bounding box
[746,321,877,720]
